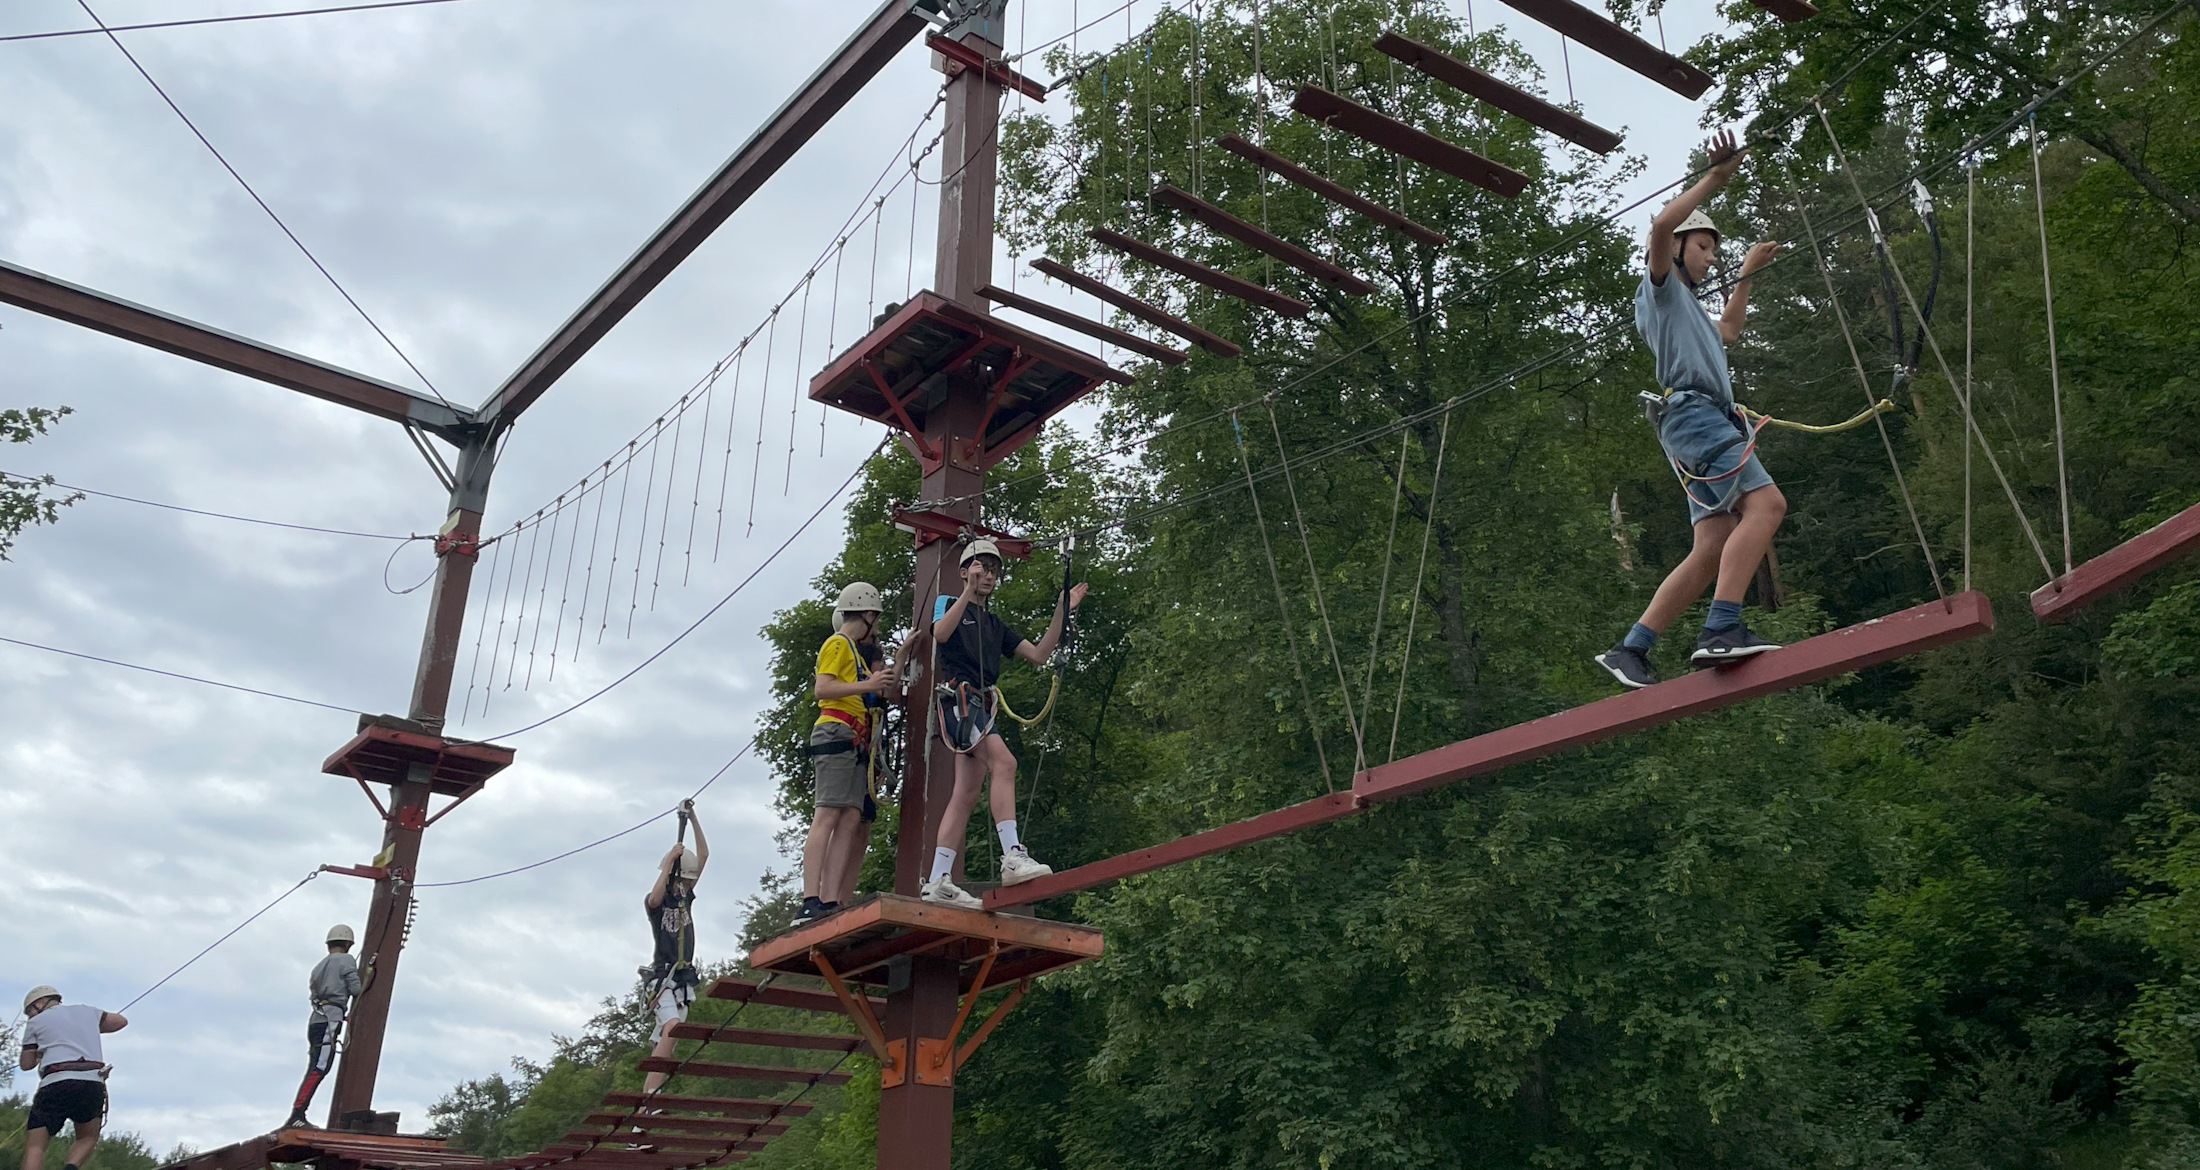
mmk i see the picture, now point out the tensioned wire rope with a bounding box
[1,0,483,42]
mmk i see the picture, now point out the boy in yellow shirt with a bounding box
[795,583,897,924]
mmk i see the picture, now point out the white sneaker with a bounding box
[999,845,1053,886]
[921,876,983,909]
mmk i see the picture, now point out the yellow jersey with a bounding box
[814,633,871,731]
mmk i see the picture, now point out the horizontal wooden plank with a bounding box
[636,1057,851,1085]
[1749,0,1819,23]
[1029,258,1242,356]
[1088,227,1312,317]
[1152,183,1377,295]
[1355,592,1995,803]
[584,1115,790,1137]
[600,1092,812,1118]
[984,791,1360,909]
[1491,0,1714,98]
[1213,134,1446,247]
[2032,500,2200,621]
[663,1023,860,1052]
[976,283,1188,364]
[1372,31,1622,154]
[1290,86,1528,197]
[703,978,881,1014]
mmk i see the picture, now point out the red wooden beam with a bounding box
[986,593,1995,909]
[1088,227,1312,318]
[661,1023,861,1053]
[976,283,1189,364]
[634,1057,851,1085]
[926,32,1049,100]
[1212,135,1447,247]
[1490,0,1714,99]
[703,978,881,1014]
[1356,592,1994,803]
[1372,31,1623,154]
[1749,0,1819,23]
[1291,86,1529,198]
[1029,259,1243,356]
[2030,500,2200,622]
[984,792,1359,909]
[600,1092,814,1117]
[1151,183,1378,295]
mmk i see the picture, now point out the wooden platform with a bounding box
[747,893,1103,991]
[323,716,515,797]
[164,1129,486,1170]
[808,290,1129,472]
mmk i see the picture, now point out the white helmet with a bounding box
[833,582,884,625]
[960,538,1003,566]
[676,848,702,881]
[1672,207,1721,243]
[22,985,59,1013]
[326,924,356,946]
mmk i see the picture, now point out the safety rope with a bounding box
[1737,399,1900,435]
[2029,114,2076,578]
[1232,410,1334,792]
[1816,101,2060,582]
[992,673,1060,727]
[1388,409,1452,764]
[1265,401,1367,768]
[1964,157,1977,592]
[1780,163,1948,600]
[1357,434,1412,773]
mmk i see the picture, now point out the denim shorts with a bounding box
[1656,393,1775,525]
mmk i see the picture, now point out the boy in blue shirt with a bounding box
[921,539,1084,908]
[1597,130,1787,689]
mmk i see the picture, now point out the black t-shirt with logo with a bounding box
[933,595,1025,689]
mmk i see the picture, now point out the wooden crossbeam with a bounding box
[1213,135,1446,247]
[661,1023,861,1052]
[1372,32,1622,154]
[2030,500,2200,622]
[584,1114,790,1136]
[703,978,880,1014]
[1489,0,1714,99]
[1028,259,1242,356]
[988,593,1994,908]
[1088,227,1312,317]
[635,1057,850,1085]
[1151,183,1378,295]
[976,283,1189,364]
[1291,86,1528,197]
[563,1132,769,1153]
[1749,0,1819,23]
[600,1092,813,1117]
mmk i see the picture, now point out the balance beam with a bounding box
[986,592,1993,908]
[2030,500,2200,622]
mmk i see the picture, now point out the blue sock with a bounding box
[1705,599,1743,631]
[1622,622,1658,652]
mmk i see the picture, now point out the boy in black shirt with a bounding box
[922,539,1085,908]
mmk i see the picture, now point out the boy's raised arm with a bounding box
[1649,130,1746,280]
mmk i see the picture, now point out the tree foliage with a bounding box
[1,406,79,561]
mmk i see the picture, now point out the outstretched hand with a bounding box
[1739,240,1781,277]
[1704,129,1747,183]
[1067,582,1089,609]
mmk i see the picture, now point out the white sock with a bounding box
[996,820,1021,853]
[930,847,957,884]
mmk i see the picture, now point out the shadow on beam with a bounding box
[986,592,1993,910]
[2031,501,2200,622]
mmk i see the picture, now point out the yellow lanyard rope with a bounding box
[990,673,1060,728]
[1736,397,1898,434]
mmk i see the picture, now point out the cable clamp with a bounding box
[433,531,480,560]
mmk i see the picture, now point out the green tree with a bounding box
[1,406,79,560]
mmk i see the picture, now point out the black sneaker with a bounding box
[1595,644,1659,689]
[792,895,827,925]
[1691,624,1782,665]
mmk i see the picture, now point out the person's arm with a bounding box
[341,961,362,1000]
[815,654,898,699]
[20,1042,37,1072]
[99,1012,128,1033]
[1648,130,1745,282]
[646,846,676,909]
[932,583,978,644]
[1018,583,1089,664]
[686,801,709,873]
[1717,241,1780,344]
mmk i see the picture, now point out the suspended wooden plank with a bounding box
[2030,500,2200,622]
[703,976,881,1014]
[1490,0,1714,99]
[600,1091,814,1118]
[662,1022,862,1052]
[1372,31,1623,154]
[976,283,1189,364]
[1291,85,1529,197]
[1088,227,1312,318]
[988,592,1994,909]
[1213,134,1447,247]
[634,1057,851,1085]
[1030,258,1243,357]
[1151,183,1378,295]
[1750,0,1819,23]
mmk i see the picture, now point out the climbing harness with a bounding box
[1640,386,1897,515]
[937,679,1000,754]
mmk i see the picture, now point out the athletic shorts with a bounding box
[936,684,998,752]
[1656,392,1775,525]
[27,1080,105,1132]
[649,977,696,1043]
[810,722,866,809]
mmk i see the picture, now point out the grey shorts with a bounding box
[1656,393,1775,525]
[810,721,866,809]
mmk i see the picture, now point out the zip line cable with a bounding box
[0,473,420,541]
[3,0,479,43]
[73,0,454,411]
[0,636,364,714]
[119,870,324,1013]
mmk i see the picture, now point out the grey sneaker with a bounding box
[921,876,983,909]
[999,845,1053,886]
[1691,624,1781,665]
[1595,644,1658,689]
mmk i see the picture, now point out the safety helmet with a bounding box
[675,848,702,881]
[959,538,1002,567]
[833,582,884,625]
[326,924,356,946]
[22,985,59,1013]
[1672,207,1721,243]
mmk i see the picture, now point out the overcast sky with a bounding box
[0,0,1729,1153]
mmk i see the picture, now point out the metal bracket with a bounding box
[393,805,428,831]
[317,864,390,881]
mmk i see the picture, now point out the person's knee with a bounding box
[1745,484,1786,524]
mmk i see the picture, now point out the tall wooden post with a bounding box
[879,7,1007,1167]
[326,435,496,1126]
